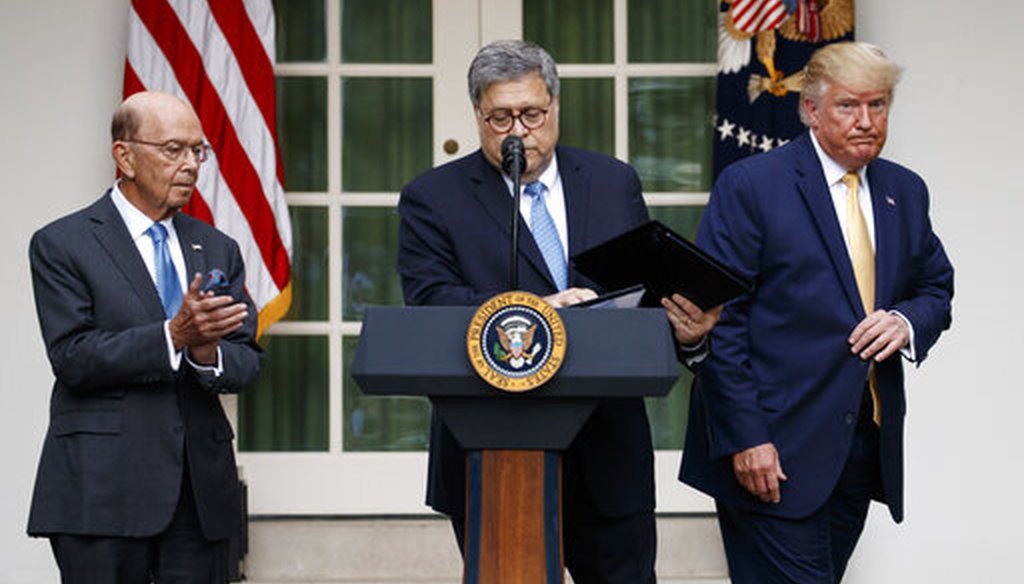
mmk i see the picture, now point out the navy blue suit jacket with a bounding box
[27,192,261,540]
[680,133,953,522]
[398,146,654,518]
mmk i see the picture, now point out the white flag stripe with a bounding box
[167,0,293,256]
[127,4,281,309]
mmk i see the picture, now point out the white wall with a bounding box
[0,1,129,582]
[0,1,1019,582]
[845,1,1024,581]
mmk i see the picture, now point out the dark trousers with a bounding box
[717,401,883,584]
[49,466,227,584]
[450,466,656,584]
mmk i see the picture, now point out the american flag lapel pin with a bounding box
[191,243,203,251]
[885,195,896,208]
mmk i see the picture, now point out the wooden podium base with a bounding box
[463,450,562,584]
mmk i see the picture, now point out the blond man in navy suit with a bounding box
[681,43,954,583]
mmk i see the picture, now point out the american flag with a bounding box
[124,0,292,337]
[730,0,789,34]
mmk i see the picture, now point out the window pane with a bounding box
[342,78,433,192]
[342,207,404,321]
[238,335,329,452]
[524,0,613,64]
[647,205,704,240]
[343,336,430,451]
[285,206,328,321]
[629,77,715,192]
[277,76,327,191]
[645,205,704,448]
[341,0,431,63]
[272,0,326,63]
[628,0,716,63]
[646,368,693,450]
[559,78,614,157]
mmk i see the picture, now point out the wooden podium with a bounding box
[353,306,678,583]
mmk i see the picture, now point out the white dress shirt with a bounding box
[502,152,569,260]
[808,134,916,360]
[110,182,223,374]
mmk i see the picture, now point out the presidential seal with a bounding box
[466,291,567,392]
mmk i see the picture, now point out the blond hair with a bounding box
[800,42,903,125]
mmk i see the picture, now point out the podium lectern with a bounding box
[353,306,679,583]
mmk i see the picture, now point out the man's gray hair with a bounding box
[467,40,560,106]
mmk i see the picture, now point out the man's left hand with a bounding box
[543,287,598,308]
[849,309,909,362]
[169,273,249,359]
[661,293,722,346]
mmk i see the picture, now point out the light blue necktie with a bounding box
[525,181,567,291]
[146,223,183,317]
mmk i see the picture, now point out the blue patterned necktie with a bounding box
[524,181,567,291]
[146,223,183,317]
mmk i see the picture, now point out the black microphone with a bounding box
[501,135,526,289]
[501,135,526,177]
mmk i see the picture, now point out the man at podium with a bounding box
[398,40,720,583]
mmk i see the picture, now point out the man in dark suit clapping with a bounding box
[27,91,261,583]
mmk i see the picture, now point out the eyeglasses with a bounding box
[126,139,212,163]
[481,104,550,134]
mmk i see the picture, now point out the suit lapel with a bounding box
[467,151,555,289]
[558,147,592,258]
[89,193,166,320]
[173,214,207,287]
[867,163,897,309]
[792,134,865,318]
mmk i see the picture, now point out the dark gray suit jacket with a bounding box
[27,191,261,540]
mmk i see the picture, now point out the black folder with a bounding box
[570,220,752,310]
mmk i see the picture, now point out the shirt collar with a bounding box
[502,151,560,194]
[110,180,175,240]
[809,131,866,188]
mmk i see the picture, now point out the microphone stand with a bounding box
[510,160,521,290]
[502,136,526,290]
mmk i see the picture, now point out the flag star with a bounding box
[717,118,736,141]
[759,135,773,152]
[736,127,751,147]
[777,138,790,147]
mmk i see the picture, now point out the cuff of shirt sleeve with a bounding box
[164,320,183,371]
[677,335,710,368]
[185,346,224,377]
[890,309,917,362]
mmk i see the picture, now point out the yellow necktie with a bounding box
[842,171,881,425]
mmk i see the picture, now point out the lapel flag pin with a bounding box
[191,243,203,251]
[886,196,896,207]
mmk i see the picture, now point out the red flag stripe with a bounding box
[206,0,284,181]
[131,0,289,288]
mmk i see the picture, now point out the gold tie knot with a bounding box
[842,171,859,192]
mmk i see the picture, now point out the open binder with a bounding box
[571,220,753,310]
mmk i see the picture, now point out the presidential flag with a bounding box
[713,0,855,178]
[124,0,292,337]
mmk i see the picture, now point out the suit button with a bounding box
[844,412,856,425]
